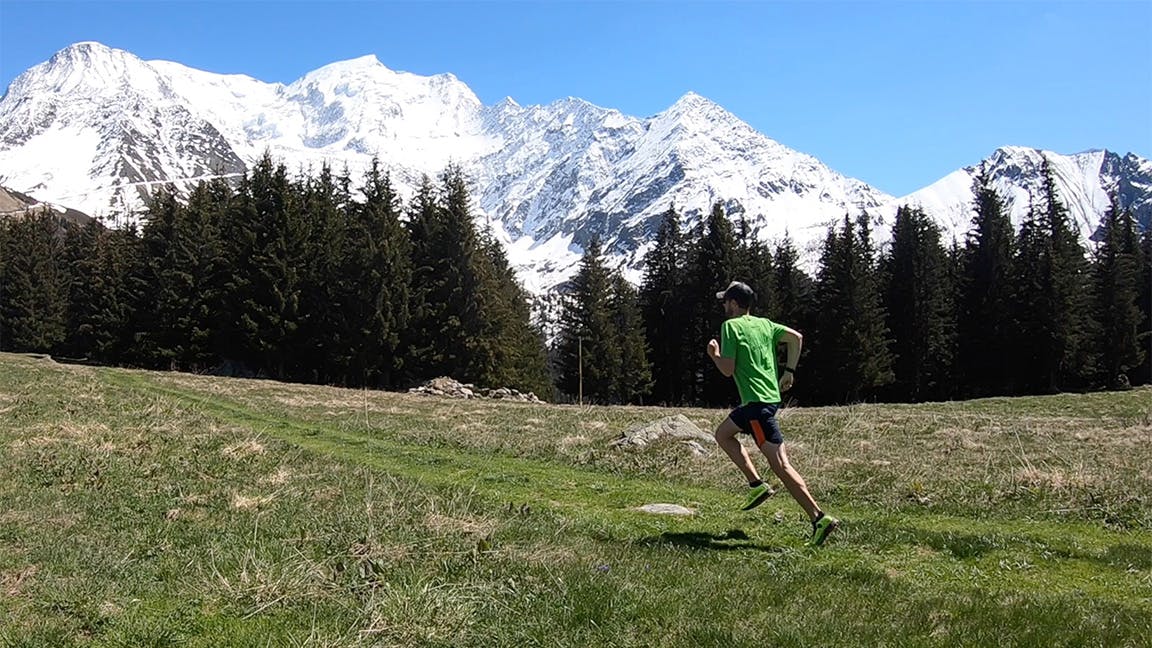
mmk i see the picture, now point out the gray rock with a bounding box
[637,503,696,516]
[682,440,709,456]
[612,414,713,448]
[408,376,541,402]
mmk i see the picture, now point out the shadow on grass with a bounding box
[634,529,787,553]
[916,529,1002,559]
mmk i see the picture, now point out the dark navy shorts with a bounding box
[728,402,784,447]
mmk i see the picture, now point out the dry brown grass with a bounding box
[231,493,275,510]
[260,466,295,485]
[0,510,80,533]
[222,439,267,458]
[557,435,591,450]
[1013,465,1097,493]
[13,421,110,447]
[2,565,37,597]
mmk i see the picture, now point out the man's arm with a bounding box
[780,326,803,369]
[779,326,802,391]
[707,338,735,377]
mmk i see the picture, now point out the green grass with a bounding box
[1,353,1150,646]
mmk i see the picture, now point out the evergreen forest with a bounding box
[2,155,1149,406]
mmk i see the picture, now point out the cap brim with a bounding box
[715,291,726,300]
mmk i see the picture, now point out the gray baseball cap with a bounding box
[716,281,754,304]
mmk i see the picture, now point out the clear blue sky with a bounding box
[1,0,1149,196]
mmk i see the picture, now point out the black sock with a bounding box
[813,511,824,524]
[749,479,763,488]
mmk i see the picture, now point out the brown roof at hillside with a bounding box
[0,186,94,225]
[0,187,29,214]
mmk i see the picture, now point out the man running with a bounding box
[707,280,838,547]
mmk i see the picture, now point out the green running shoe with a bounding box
[740,483,775,511]
[805,513,840,547]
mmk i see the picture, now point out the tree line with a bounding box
[556,160,1151,405]
[0,154,552,398]
[1,155,1148,406]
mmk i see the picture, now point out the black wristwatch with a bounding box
[781,366,796,374]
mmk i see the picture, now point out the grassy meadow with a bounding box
[1,352,1150,646]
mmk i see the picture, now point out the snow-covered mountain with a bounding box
[1,42,1147,293]
[896,146,1152,246]
[0,43,247,215]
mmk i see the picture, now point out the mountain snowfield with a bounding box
[1,42,1148,292]
[902,146,1152,248]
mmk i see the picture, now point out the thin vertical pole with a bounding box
[578,336,583,405]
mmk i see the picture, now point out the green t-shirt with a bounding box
[720,314,786,405]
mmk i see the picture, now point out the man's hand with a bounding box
[780,371,795,392]
[708,339,735,377]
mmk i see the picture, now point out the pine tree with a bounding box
[1092,198,1145,388]
[130,188,181,368]
[402,164,539,391]
[772,234,815,333]
[882,205,956,402]
[639,205,689,404]
[403,175,443,382]
[942,238,964,398]
[404,165,486,384]
[734,215,777,317]
[220,153,307,379]
[296,163,351,384]
[344,160,411,388]
[1045,163,1098,390]
[1010,195,1049,393]
[60,219,136,364]
[0,219,6,350]
[555,235,619,402]
[609,273,653,403]
[0,212,68,353]
[472,229,553,398]
[808,213,893,404]
[767,234,816,401]
[132,184,229,371]
[1136,227,1152,386]
[684,202,740,406]
[0,217,9,351]
[1011,160,1096,393]
[958,165,1015,397]
[62,220,105,358]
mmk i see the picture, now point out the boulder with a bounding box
[612,414,713,449]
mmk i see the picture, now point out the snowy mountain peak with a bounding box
[327,53,386,70]
[287,55,481,116]
[47,40,123,69]
[8,41,168,100]
[662,91,736,123]
[292,53,390,88]
[670,90,712,108]
[647,92,764,155]
[549,96,595,111]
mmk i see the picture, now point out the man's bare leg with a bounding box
[761,442,821,521]
[713,417,761,484]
